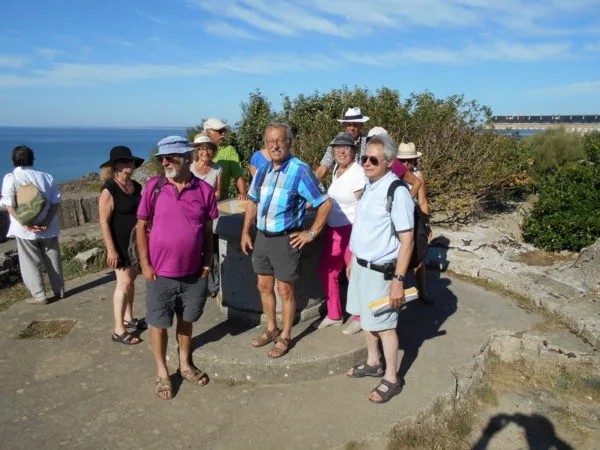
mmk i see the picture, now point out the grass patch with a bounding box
[474,384,499,406]
[488,355,600,403]
[17,319,76,339]
[388,398,476,450]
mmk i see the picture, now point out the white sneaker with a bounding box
[342,320,362,335]
[314,317,343,329]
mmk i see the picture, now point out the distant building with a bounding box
[492,115,600,124]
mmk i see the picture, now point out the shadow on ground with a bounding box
[57,271,115,301]
[396,267,458,385]
[472,413,574,450]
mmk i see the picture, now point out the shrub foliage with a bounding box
[523,133,600,251]
[234,87,522,224]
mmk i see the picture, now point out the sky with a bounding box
[1,0,599,127]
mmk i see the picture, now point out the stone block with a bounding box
[73,247,103,269]
[58,199,79,229]
[81,196,99,223]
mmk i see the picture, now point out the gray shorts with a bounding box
[252,231,302,282]
[146,274,208,329]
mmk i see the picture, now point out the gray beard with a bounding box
[164,167,180,178]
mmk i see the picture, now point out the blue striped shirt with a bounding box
[249,156,328,233]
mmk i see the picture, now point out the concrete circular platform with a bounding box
[166,300,367,385]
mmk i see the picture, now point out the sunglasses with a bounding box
[156,154,183,163]
[360,155,382,166]
[398,159,415,164]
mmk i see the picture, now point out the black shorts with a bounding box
[146,274,208,328]
[251,231,302,282]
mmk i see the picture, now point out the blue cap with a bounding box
[156,136,193,156]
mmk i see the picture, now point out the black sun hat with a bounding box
[100,146,144,168]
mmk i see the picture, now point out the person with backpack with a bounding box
[397,142,433,305]
[135,136,218,400]
[344,134,414,404]
[0,145,65,305]
[98,146,145,345]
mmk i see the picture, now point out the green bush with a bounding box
[582,131,600,163]
[522,139,600,251]
[521,127,585,177]
[235,87,523,224]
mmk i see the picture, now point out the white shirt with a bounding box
[327,162,367,227]
[350,171,414,264]
[0,167,61,239]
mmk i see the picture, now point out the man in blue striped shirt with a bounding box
[241,122,331,358]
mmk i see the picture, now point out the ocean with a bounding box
[0,127,187,183]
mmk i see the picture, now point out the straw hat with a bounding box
[396,142,422,159]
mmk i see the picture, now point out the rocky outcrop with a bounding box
[573,238,600,291]
[426,209,600,350]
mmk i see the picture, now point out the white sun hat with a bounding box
[337,107,370,123]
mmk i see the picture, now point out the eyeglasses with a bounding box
[398,159,414,164]
[196,145,213,152]
[333,145,352,152]
[210,129,226,135]
[360,155,381,166]
[265,139,289,146]
[156,154,183,163]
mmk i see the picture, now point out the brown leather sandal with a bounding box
[155,376,173,400]
[177,366,209,386]
[251,328,281,347]
[267,337,291,358]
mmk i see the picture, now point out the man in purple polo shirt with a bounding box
[136,136,218,400]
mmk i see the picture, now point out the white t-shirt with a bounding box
[0,167,61,239]
[326,162,367,227]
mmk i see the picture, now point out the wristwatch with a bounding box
[308,230,316,239]
[392,274,405,282]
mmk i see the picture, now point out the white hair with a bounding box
[367,134,397,161]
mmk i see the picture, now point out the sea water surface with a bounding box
[0,127,187,183]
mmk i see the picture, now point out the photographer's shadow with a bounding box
[396,266,458,386]
[472,413,574,450]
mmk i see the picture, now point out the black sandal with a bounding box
[369,379,403,404]
[112,332,142,345]
[124,317,148,331]
[347,362,384,378]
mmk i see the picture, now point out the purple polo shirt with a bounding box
[137,176,218,277]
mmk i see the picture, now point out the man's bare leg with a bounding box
[176,317,207,385]
[268,279,295,357]
[150,326,171,399]
[252,274,278,346]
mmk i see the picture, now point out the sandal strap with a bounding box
[155,377,172,393]
[181,367,207,383]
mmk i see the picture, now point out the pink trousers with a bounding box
[318,224,353,320]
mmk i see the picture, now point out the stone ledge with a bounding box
[426,225,600,351]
